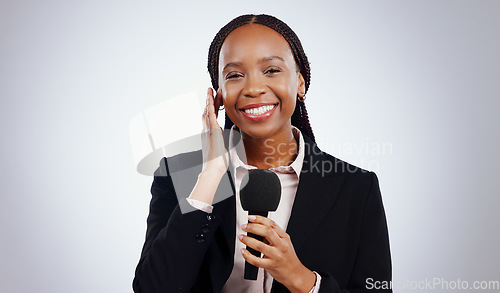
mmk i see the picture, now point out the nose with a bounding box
[242,73,267,98]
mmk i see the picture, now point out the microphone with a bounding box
[239,169,281,280]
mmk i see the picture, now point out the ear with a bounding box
[214,88,223,110]
[297,72,306,97]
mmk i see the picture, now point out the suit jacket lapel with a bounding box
[285,135,346,252]
[221,128,237,264]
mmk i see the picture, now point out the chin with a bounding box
[237,122,285,140]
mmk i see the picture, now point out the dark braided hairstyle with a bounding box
[207,14,316,143]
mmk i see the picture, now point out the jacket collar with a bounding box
[286,134,346,251]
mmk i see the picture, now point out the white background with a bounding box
[1,0,499,292]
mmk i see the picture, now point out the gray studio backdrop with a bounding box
[1,0,499,292]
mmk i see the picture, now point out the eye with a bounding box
[264,67,282,75]
[225,72,243,80]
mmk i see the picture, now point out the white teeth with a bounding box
[243,105,275,115]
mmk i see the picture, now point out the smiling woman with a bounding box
[218,23,304,169]
[133,14,392,293]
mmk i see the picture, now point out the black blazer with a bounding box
[133,133,392,293]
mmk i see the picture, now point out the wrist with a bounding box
[287,265,316,293]
[188,169,226,205]
[199,168,226,180]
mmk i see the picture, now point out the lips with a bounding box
[241,104,276,115]
[239,103,278,122]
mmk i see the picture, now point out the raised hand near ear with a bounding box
[188,88,230,206]
[201,88,228,174]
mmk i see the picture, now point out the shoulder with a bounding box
[321,150,369,175]
[302,134,374,178]
[151,150,203,194]
[320,150,377,187]
[154,149,203,177]
[310,148,385,215]
[149,150,206,213]
[301,134,379,197]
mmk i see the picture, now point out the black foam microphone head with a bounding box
[240,169,281,212]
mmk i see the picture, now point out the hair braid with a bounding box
[208,14,316,143]
[292,101,316,143]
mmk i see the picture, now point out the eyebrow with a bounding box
[222,56,285,71]
[261,56,285,63]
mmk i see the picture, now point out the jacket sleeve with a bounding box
[132,157,225,292]
[318,172,392,293]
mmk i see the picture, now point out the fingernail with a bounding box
[238,234,243,240]
[241,224,247,229]
[248,215,256,221]
[240,248,245,255]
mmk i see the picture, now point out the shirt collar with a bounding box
[228,124,305,178]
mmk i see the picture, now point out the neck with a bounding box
[241,125,298,169]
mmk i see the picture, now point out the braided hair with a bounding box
[207,14,316,143]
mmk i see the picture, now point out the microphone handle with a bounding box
[244,211,268,280]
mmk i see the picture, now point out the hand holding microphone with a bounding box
[239,169,317,291]
[239,169,281,280]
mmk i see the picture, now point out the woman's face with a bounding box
[218,24,305,140]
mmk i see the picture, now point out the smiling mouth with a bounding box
[240,104,278,115]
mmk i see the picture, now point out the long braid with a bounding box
[208,14,316,143]
[292,101,316,143]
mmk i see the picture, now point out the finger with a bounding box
[206,88,220,129]
[202,112,208,132]
[202,88,211,129]
[206,87,214,104]
[238,233,277,260]
[248,215,289,239]
[242,222,281,246]
[240,248,271,269]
